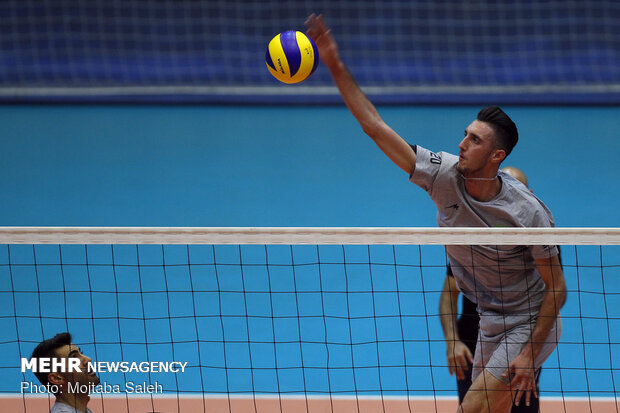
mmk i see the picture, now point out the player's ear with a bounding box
[491,149,506,164]
[48,372,65,386]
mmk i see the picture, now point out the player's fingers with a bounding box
[305,15,321,36]
[462,357,471,371]
[448,355,458,375]
[304,13,316,28]
[306,21,330,45]
[451,359,460,379]
[510,374,521,403]
[455,367,465,381]
[457,355,470,371]
[514,387,527,407]
[513,378,534,406]
[447,355,464,379]
[465,349,474,364]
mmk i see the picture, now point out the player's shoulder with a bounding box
[415,145,459,167]
[499,171,530,195]
[410,145,460,192]
[500,171,555,227]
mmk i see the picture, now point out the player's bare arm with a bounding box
[305,14,416,175]
[503,254,566,406]
[439,275,474,381]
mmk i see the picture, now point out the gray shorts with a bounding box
[471,310,562,385]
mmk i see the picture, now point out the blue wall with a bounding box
[1,104,619,399]
[1,105,619,227]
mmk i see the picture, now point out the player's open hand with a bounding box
[446,340,474,381]
[305,14,340,68]
[502,351,538,407]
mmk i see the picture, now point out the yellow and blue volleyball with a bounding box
[266,31,319,84]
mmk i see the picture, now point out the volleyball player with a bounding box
[30,332,99,413]
[439,167,541,412]
[305,14,566,413]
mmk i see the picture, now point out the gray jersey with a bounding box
[50,401,92,413]
[411,145,558,313]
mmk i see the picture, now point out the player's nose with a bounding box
[458,137,467,152]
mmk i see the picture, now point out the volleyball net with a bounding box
[1,0,619,104]
[1,227,619,413]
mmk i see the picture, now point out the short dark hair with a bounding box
[477,106,519,157]
[30,332,72,386]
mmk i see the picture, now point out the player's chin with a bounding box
[87,371,101,385]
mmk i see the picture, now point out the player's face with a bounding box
[457,120,499,176]
[54,344,100,388]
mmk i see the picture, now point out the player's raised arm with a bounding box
[305,14,416,175]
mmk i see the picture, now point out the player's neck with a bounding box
[464,175,502,202]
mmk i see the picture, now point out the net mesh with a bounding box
[1,227,619,413]
[1,0,619,103]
